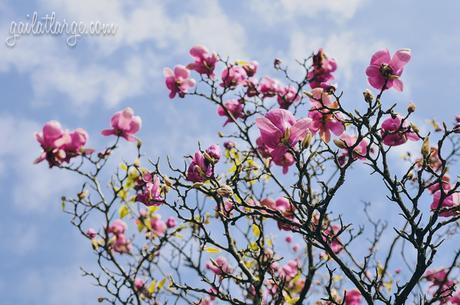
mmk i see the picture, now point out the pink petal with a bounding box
[392,79,404,92]
[174,65,190,78]
[370,49,391,65]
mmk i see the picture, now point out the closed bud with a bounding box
[274,58,282,69]
[421,137,430,158]
[410,123,420,134]
[454,125,460,133]
[333,138,347,149]
[133,158,140,167]
[407,102,416,113]
[302,131,313,148]
[218,131,224,137]
[77,191,88,200]
[363,89,373,103]
[216,185,233,197]
[136,139,142,149]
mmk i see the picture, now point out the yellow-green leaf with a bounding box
[204,247,221,254]
[118,205,129,218]
[252,224,261,238]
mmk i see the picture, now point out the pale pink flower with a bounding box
[366,49,411,92]
[101,107,141,142]
[277,86,300,109]
[108,219,127,236]
[186,45,218,77]
[220,65,247,88]
[164,65,196,98]
[279,260,298,280]
[217,99,244,126]
[380,115,419,146]
[86,228,97,239]
[345,289,362,305]
[206,256,233,276]
[258,76,280,98]
[150,216,167,236]
[134,278,145,291]
[324,225,343,254]
[113,234,131,254]
[337,134,369,166]
[205,144,221,162]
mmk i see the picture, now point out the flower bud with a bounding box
[78,191,88,200]
[363,89,373,103]
[410,123,420,134]
[407,102,416,113]
[421,137,430,158]
[274,58,282,69]
[333,138,347,149]
[216,185,233,197]
[302,131,313,149]
[456,115,460,123]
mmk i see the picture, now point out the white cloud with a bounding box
[248,0,367,24]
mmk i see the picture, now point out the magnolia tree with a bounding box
[34,46,460,305]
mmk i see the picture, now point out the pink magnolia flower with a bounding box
[164,65,196,98]
[308,49,337,89]
[205,144,221,162]
[220,65,247,88]
[206,256,233,276]
[134,278,145,291]
[345,289,362,305]
[279,260,298,280]
[166,217,177,228]
[275,197,297,231]
[101,107,142,142]
[380,115,419,146]
[336,134,369,166]
[135,173,163,206]
[365,49,411,92]
[113,233,131,254]
[428,176,451,194]
[271,149,296,174]
[277,86,300,109]
[108,219,127,236]
[424,268,456,302]
[186,45,218,77]
[256,109,312,150]
[217,99,244,126]
[34,121,92,167]
[186,151,213,182]
[431,189,460,217]
[150,216,167,236]
[450,291,460,305]
[244,79,259,97]
[86,228,97,239]
[217,200,234,217]
[240,61,258,77]
[324,225,343,254]
[258,76,280,98]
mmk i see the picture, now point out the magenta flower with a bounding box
[134,278,145,291]
[217,99,244,126]
[365,49,411,92]
[323,225,343,254]
[206,256,233,276]
[336,134,369,166]
[256,109,311,150]
[164,65,196,98]
[308,49,337,89]
[431,189,460,217]
[220,65,247,88]
[186,45,218,78]
[240,60,258,77]
[166,217,177,228]
[380,115,419,146]
[345,289,362,305]
[186,151,213,182]
[308,89,344,143]
[135,173,163,206]
[34,121,92,167]
[258,76,280,98]
[271,149,295,174]
[101,107,142,142]
[150,216,167,236]
[277,86,300,109]
[205,144,221,162]
[108,219,130,254]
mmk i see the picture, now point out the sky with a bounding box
[1,0,460,304]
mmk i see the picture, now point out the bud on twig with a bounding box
[363,89,373,103]
[216,185,233,197]
[333,138,347,149]
[410,123,420,134]
[407,102,416,113]
[302,131,313,149]
[421,136,430,158]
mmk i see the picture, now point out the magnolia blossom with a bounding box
[217,99,244,126]
[256,109,312,173]
[34,121,93,167]
[135,173,163,206]
[86,228,97,239]
[134,278,145,291]
[258,76,280,98]
[108,219,127,236]
[150,216,167,236]
[164,65,196,98]
[166,217,177,228]
[186,45,218,77]
[220,65,247,88]
[206,256,233,276]
[431,189,460,217]
[380,115,418,146]
[324,225,343,254]
[205,144,221,162]
[274,197,297,231]
[424,268,456,301]
[308,48,337,89]
[336,134,369,166]
[277,86,300,109]
[279,260,298,280]
[186,150,214,182]
[101,107,142,142]
[345,289,362,305]
[108,220,130,254]
[240,60,258,77]
[366,49,411,92]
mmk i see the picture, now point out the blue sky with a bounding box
[1,1,460,304]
